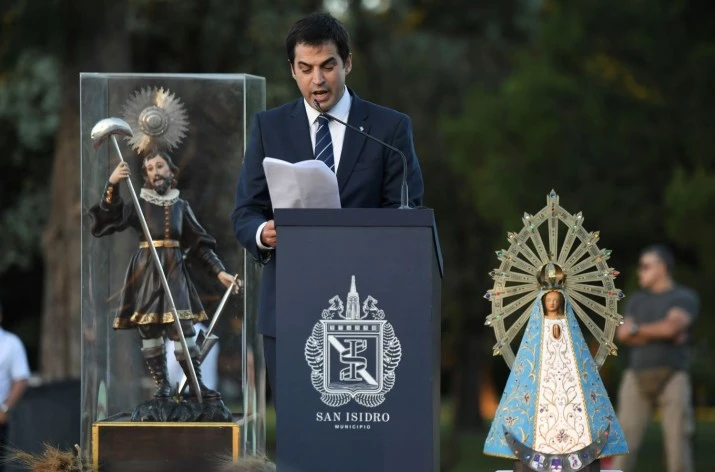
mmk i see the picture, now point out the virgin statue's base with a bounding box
[497,463,622,472]
[516,459,600,472]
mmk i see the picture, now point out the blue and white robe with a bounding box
[484,290,628,459]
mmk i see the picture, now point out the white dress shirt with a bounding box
[303,86,352,172]
[0,327,30,404]
[255,87,352,250]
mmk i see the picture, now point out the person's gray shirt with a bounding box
[626,284,699,371]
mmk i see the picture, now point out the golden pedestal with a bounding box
[92,420,239,471]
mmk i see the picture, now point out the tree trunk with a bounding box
[40,0,130,379]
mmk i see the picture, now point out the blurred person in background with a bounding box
[0,300,31,472]
[614,244,698,472]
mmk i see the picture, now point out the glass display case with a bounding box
[79,73,265,468]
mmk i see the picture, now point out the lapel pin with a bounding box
[359,126,364,132]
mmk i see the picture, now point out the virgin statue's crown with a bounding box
[537,262,565,289]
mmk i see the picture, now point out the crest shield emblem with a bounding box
[323,320,384,394]
[306,276,402,408]
[530,453,545,469]
[567,454,583,469]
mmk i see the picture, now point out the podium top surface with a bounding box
[275,208,443,276]
[274,208,436,227]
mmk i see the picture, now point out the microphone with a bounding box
[313,100,411,209]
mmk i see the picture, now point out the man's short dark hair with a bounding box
[285,12,351,65]
[641,244,675,274]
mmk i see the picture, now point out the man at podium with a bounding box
[231,11,424,400]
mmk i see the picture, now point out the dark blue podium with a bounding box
[274,208,443,472]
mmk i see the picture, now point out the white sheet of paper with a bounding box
[263,157,341,209]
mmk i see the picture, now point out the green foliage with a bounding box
[445,0,715,402]
[0,50,60,270]
[1,1,63,63]
[446,0,715,271]
[0,52,61,157]
[665,167,715,401]
[0,192,49,272]
[665,167,715,250]
[125,0,315,105]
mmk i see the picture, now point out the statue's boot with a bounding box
[177,346,221,400]
[141,345,172,399]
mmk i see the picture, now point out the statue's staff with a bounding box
[177,273,240,395]
[91,117,204,403]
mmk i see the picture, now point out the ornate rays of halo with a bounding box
[484,190,624,369]
[121,86,189,154]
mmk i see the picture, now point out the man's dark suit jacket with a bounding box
[231,90,424,338]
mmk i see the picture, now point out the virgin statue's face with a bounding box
[543,291,564,315]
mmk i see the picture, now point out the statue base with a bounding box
[496,462,623,472]
[130,397,232,422]
[92,414,240,471]
[516,459,599,471]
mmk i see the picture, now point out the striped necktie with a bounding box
[314,114,335,172]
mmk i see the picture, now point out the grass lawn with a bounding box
[263,405,715,471]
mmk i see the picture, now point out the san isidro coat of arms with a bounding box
[305,276,402,408]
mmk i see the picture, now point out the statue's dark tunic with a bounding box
[89,186,225,329]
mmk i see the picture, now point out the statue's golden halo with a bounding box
[121,86,189,154]
[485,190,624,369]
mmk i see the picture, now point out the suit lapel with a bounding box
[337,91,369,191]
[288,99,313,163]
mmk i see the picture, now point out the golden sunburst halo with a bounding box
[485,190,624,370]
[121,86,189,154]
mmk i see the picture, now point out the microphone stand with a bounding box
[313,100,411,209]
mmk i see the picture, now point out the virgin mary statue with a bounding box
[483,191,628,471]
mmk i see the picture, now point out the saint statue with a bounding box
[483,191,628,471]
